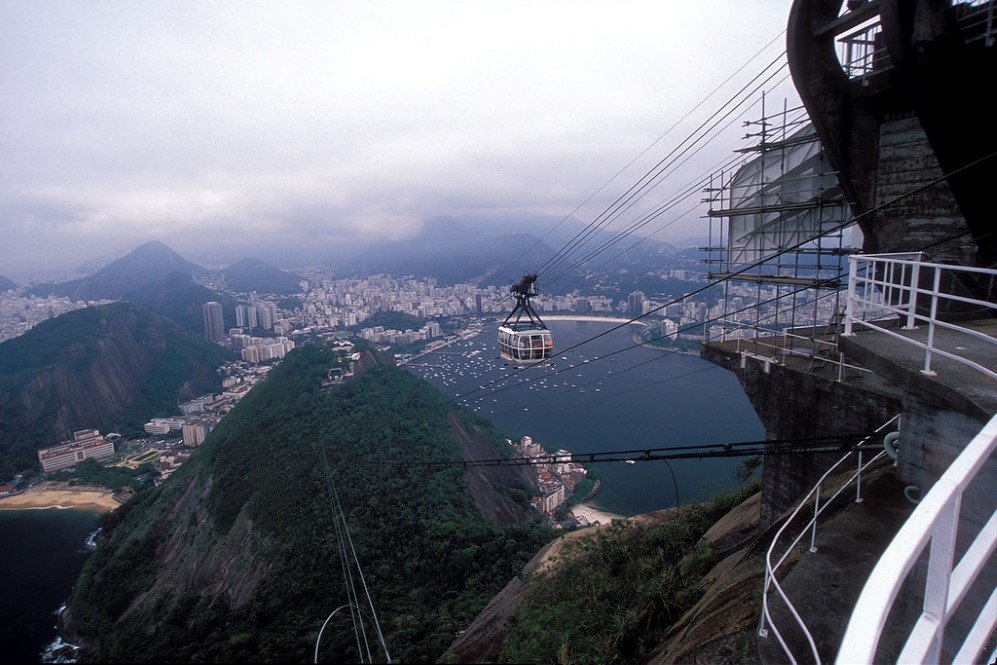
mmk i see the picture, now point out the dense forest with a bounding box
[70,346,552,662]
[0,303,229,476]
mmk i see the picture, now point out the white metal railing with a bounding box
[719,319,873,380]
[759,415,901,664]
[838,19,892,80]
[837,413,997,664]
[958,0,996,47]
[844,252,997,379]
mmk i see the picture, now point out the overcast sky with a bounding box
[1,1,798,279]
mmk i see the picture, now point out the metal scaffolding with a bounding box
[701,96,855,348]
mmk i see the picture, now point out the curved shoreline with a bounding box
[0,488,119,513]
[544,315,651,327]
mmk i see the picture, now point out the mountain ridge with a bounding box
[30,241,204,300]
[124,272,240,336]
[220,257,303,294]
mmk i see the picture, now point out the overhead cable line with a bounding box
[500,29,787,278]
[375,433,881,469]
[543,102,810,291]
[316,441,392,663]
[435,148,997,410]
[330,484,392,664]
[535,54,789,280]
[470,225,993,416]
[540,74,799,287]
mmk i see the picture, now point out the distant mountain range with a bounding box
[31,241,205,300]
[0,302,231,477]
[29,241,304,311]
[220,257,303,295]
[344,215,679,286]
[0,275,15,291]
[349,229,557,286]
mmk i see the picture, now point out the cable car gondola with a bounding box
[498,274,553,364]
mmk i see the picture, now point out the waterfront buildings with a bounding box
[37,430,115,472]
[512,435,587,518]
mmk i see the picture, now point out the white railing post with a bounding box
[919,498,961,664]
[758,569,770,637]
[922,266,942,376]
[844,256,857,336]
[810,485,821,552]
[838,415,997,665]
[855,450,864,503]
[905,259,921,329]
[761,416,900,664]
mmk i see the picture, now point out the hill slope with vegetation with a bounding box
[446,487,762,664]
[220,257,303,294]
[68,347,551,662]
[0,302,229,476]
[124,272,240,336]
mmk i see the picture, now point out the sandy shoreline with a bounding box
[0,488,119,513]
[570,502,625,525]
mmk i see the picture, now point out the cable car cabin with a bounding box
[498,325,553,363]
[498,273,554,364]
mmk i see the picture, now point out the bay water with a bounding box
[406,319,764,515]
[0,509,99,663]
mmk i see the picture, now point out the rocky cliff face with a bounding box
[0,302,228,475]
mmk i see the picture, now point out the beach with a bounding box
[570,502,625,525]
[0,485,119,513]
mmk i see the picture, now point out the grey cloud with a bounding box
[1,1,794,280]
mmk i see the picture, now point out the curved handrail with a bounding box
[837,413,997,664]
[759,414,900,664]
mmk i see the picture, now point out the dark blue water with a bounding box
[407,320,764,515]
[0,509,99,663]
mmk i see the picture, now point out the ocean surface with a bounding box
[406,319,764,515]
[0,509,99,663]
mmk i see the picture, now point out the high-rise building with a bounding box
[203,302,225,342]
[235,304,247,328]
[182,421,212,447]
[628,291,645,314]
[253,301,277,329]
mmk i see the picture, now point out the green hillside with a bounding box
[69,347,551,662]
[0,302,230,476]
[124,272,240,336]
[221,257,303,294]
